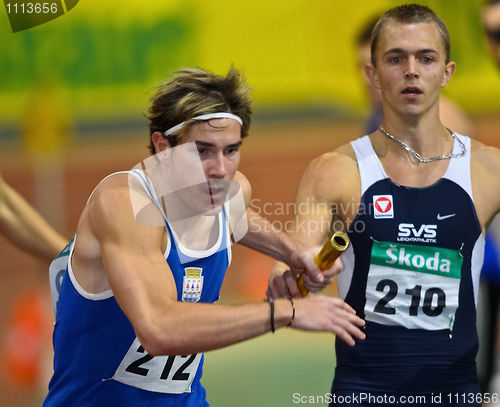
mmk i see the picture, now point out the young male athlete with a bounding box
[269,4,500,406]
[357,8,500,397]
[42,67,366,406]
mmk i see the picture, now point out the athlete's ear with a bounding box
[440,61,456,88]
[365,63,381,90]
[152,132,172,153]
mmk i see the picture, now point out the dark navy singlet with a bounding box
[331,135,483,406]
[44,170,232,407]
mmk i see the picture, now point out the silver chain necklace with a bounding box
[378,125,466,163]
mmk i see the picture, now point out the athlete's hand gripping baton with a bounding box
[297,231,350,297]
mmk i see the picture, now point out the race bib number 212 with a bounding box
[113,338,202,394]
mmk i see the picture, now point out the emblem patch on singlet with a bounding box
[182,267,203,302]
[364,240,463,331]
[373,195,394,219]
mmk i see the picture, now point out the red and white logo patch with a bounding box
[373,195,394,219]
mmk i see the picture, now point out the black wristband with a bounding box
[268,297,275,333]
[287,297,295,327]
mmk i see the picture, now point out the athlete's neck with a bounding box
[169,213,220,252]
[379,112,453,160]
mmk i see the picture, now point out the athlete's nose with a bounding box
[206,153,228,179]
[404,57,419,78]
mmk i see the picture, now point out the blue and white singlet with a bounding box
[43,170,232,406]
[331,135,484,404]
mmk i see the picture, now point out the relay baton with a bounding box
[296,231,350,297]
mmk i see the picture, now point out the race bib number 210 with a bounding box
[364,240,462,331]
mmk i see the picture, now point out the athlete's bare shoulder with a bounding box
[298,142,359,204]
[470,138,500,164]
[75,173,134,245]
[77,172,163,255]
[89,172,168,237]
[470,139,500,185]
[71,173,137,292]
[87,174,135,226]
[73,172,167,292]
[305,142,357,177]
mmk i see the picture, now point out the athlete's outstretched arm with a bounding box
[268,147,361,298]
[89,175,365,357]
[0,172,67,261]
[231,171,328,293]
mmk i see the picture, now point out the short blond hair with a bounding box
[371,4,451,66]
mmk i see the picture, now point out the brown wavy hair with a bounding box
[146,66,252,154]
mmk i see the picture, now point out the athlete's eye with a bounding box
[224,147,240,155]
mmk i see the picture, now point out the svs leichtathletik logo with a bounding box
[4,0,79,33]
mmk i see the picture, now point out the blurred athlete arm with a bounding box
[471,142,500,231]
[0,172,67,261]
[439,96,475,138]
[89,174,365,356]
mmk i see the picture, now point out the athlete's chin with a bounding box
[397,106,427,118]
[205,202,225,216]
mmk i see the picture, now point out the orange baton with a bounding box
[297,231,350,297]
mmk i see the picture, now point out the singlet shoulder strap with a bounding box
[442,133,473,201]
[350,135,388,195]
[86,170,169,220]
